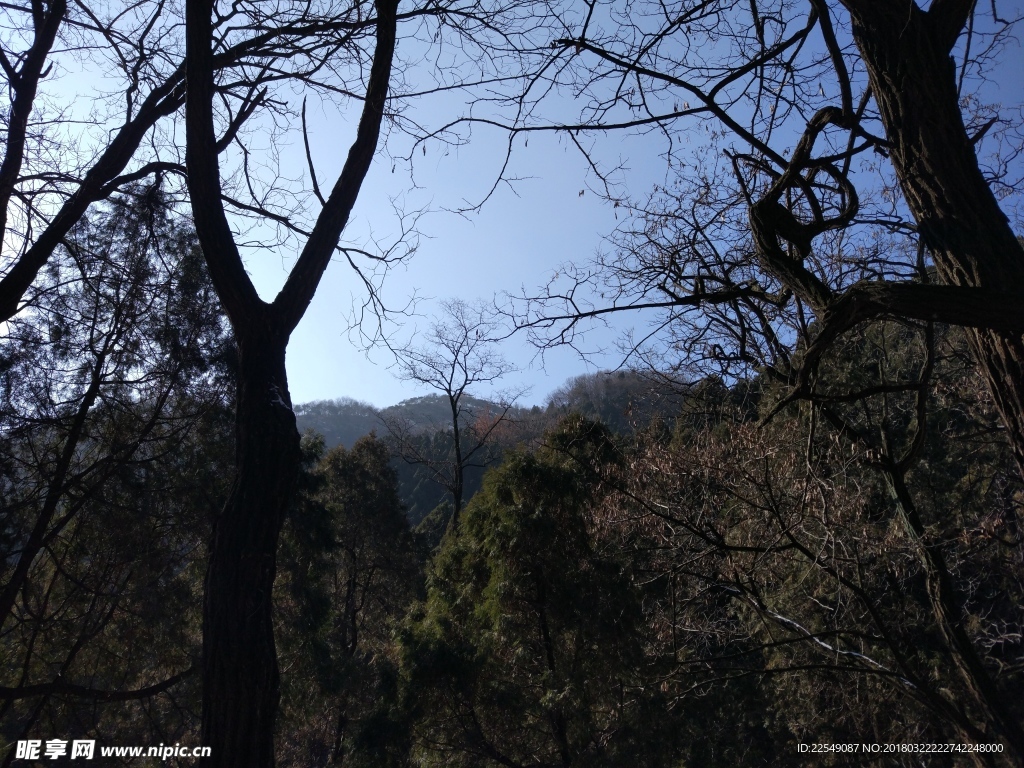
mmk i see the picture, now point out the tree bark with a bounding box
[201,324,300,767]
[449,394,465,528]
[185,0,399,760]
[835,0,1024,757]
[844,0,1024,478]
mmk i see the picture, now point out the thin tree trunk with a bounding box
[449,394,465,529]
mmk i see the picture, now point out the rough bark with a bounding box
[747,4,1024,753]
[843,0,1024,479]
[200,325,299,767]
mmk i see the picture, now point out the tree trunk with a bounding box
[449,395,465,529]
[201,325,300,768]
[844,1,1024,757]
[847,1,1024,478]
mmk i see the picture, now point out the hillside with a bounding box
[294,393,529,449]
[295,370,688,450]
[294,371,690,526]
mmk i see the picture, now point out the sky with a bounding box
[254,106,666,408]
[17,1,1024,412]
[240,5,1024,412]
[11,0,671,411]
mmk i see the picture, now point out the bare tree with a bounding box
[385,298,526,529]
[478,1,1024,481]
[606,325,1024,765]
[1,0,375,323]
[182,0,558,760]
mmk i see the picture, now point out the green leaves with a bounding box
[400,416,671,767]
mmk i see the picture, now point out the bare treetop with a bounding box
[388,297,527,528]
[397,298,516,398]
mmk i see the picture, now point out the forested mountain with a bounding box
[296,371,685,450]
[295,394,520,450]
[294,398,384,450]
[296,395,527,526]
[296,373,688,526]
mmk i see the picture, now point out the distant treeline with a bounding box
[295,370,689,524]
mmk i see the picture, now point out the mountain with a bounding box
[294,397,382,449]
[295,372,692,527]
[294,394,528,449]
[295,371,688,451]
[544,370,688,433]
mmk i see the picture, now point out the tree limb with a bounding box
[0,667,195,702]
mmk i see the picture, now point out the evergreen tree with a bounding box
[0,185,233,755]
[277,434,420,767]
[401,416,676,767]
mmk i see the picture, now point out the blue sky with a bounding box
[259,111,665,408]
[24,5,669,411]
[253,2,1024,411]
[31,1,1018,412]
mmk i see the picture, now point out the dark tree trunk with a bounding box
[184,0,398,757]
[200,326,300,767]
[845,1,1024,478]
[842,0,1024,758]
[449,395,465,529]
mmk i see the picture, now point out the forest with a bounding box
[2,0,1024,766]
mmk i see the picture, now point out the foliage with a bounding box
[3,0,1023,763]
[0,185,233,756]
[400,416,678,767]
[276,433,421,768]
[604,323,1023,765]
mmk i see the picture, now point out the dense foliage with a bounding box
[388,323,1022,766]
[6,265,1022,765]
[0,186,234,757]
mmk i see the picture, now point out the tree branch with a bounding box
[0,667,195,702]
[272,0,400,334]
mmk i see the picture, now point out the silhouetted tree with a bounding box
[183,0,554,758]
[385,299,526,530]
[508,1,1024,484]
[0,185,233,756]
